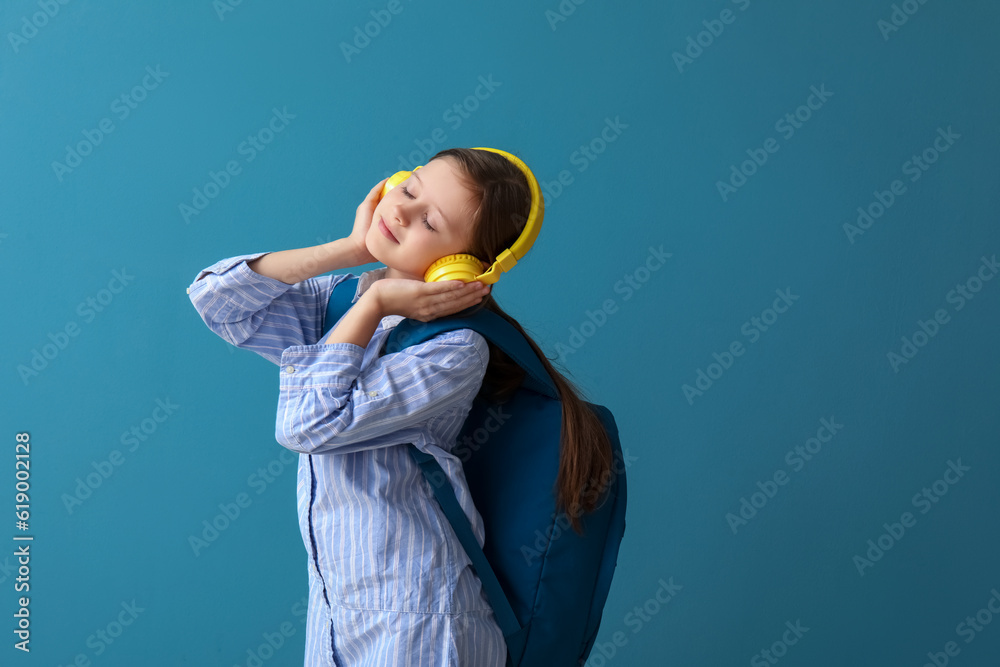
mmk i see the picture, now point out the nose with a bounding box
[389,202,410,228]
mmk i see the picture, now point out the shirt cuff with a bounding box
[279,343,366,390]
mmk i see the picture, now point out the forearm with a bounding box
[319,291,384,348]
[247,238,365,285]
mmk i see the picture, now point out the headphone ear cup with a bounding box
[424,254,487,283]
[380,170,412,200]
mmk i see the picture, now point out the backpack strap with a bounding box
[407,445,527,665]
[387,312,559,666]
[322,277,530,663]
[385,310,559,400]
[322,276,360,336]
[323,277,557,403]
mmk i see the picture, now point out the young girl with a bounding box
[188,148,614,667]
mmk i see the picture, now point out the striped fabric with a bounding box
[188,252,506,666]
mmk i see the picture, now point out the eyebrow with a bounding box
[411,171,452,232]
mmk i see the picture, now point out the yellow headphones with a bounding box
[378,147,544,284]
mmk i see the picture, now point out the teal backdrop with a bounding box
[2,0,999,665]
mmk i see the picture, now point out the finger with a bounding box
[454,281,484,299]
[431,280,467,294]
[428,284,478,313]
[367,178,390,199]
[431,284,470,308]
[455,284,488,308]
[426,281,480,308]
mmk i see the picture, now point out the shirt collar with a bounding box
[354,267,387,302]
[354,267,405,326]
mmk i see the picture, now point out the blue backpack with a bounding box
[322,276,628,666]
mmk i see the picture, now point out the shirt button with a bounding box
[285,366,296,374]
[368,391,378,397]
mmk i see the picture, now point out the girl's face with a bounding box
[367,156,481,282]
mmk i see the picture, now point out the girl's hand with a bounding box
[347,178,390,265]
[369,278,490,322]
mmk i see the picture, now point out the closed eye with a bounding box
[400,186,435,231]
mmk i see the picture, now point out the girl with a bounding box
[188,148,613,666]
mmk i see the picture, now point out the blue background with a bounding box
[2,0,999,665]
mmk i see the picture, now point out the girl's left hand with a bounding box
[370,278,490,322]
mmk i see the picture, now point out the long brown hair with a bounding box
[430,147,614,535]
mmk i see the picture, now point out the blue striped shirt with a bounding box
[188,252,506,667]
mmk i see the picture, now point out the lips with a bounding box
[379,217,398,243]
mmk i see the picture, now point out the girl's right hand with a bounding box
[369,277,490,322]
[348,177,390,265]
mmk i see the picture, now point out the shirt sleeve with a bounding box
[275,329,489,455]
[187,251,356,366]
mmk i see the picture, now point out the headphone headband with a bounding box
[468,147,545,282]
